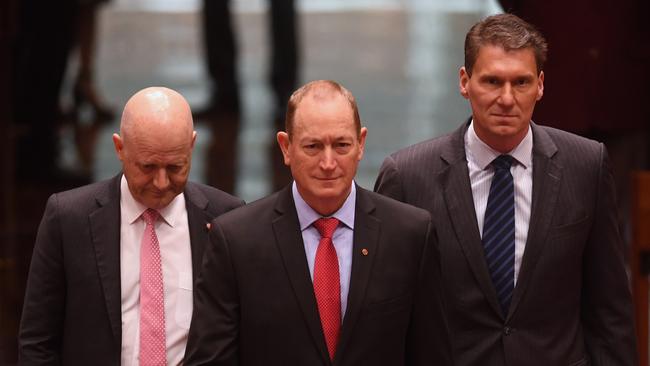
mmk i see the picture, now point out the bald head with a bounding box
[113,87,197,209]
[120,86,194,143]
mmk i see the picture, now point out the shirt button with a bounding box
[503,326,512,336]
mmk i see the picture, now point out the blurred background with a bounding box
[1,0,649,363]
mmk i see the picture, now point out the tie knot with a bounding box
[313,217,339,239]
[491,155,513,171]
[142,208,159,225]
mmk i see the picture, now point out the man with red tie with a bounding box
[18,87,243,365]
[185,80,451,365]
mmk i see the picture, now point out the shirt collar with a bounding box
[466,120,533,170]
[119,175,185,227]
[292,181,356,231]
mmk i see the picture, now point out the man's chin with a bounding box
[315,178,340,188]
[141,194,174,210]
[490,124,523,136]
[316,182,352,199]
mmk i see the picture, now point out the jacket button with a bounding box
[503,326,512,336]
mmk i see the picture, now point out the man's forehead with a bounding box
[474,46,538,71]
[133,151,189,165]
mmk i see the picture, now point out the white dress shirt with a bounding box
[465,121,533,285]
[292,181,355,318]
[119,176,193,366]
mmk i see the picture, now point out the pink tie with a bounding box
[139,209,167,366]
[313,217,341,361]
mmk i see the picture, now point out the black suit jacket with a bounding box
[18,175,244,366]
[184,185,451,366]
[374,121,638,366]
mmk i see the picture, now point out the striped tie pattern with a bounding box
[482,155,515,316]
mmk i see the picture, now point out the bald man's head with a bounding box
[113,87,197,209]
[120,87,194,143]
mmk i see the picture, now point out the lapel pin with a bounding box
[206,223,211,230]
[361,248,369,256]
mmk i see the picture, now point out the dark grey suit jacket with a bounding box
[184,185,451,366]
[375,121,637,366]
[18,174,244,366]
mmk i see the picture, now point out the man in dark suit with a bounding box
[375,14,637,366]
[185,80,450,365]
[18,87,244,366]
[498,0,650,261]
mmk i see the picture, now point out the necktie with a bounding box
[482,155,515,316]
[140,209,167,366]
[313,217,341,361]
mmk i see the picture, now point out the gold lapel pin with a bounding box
[361,248,369,256]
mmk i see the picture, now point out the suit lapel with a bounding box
[335,187,380,363]
[89,175,122,345]
[442,122,504,317]
[271,187,331,365]
[184,183,212,284]
[507,124,561,320]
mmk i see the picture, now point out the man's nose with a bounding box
[319,147,337,171]
[153,168,170,190]
[497,83,515,106]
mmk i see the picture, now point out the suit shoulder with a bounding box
[536,125,605,167]
[540,125,602,151]
[212,190,279,227]
[49,178,115,213]
[364,189,431,223]
[186,182,245,209]
[390,133,454,163]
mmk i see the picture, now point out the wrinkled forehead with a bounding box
[293,96,356,131]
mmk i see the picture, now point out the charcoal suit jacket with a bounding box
[374,121,637,366]
[184,185,451,365]
[19,174,244,366]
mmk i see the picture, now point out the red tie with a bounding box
[312,217,341,361]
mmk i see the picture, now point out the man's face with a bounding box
[459,45,544,152]
[114,130,196,210]
[278,95,367,215]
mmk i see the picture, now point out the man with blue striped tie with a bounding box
[375,13,637,366]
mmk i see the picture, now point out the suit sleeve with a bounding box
[18,194,66,366]
[184,219,240,366]
[406,219,454,366]
[374,155,405,201]
[581,145,638,365]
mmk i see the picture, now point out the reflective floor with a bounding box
[60,0,502,202]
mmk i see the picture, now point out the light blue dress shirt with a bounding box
[292,181,355,319]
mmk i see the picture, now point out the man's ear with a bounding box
[112,133,124,161]
[536,71,544,101]
[276,131,291,166]
[357,127,368,161]
[191,130,197,149]
[459,66,470,99]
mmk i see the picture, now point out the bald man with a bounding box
[18,87,244,366]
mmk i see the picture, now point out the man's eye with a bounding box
[516,78,529,86]
[168,165,182,173]
[304,144,318,150]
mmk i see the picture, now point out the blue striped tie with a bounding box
[482,155,515,316]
